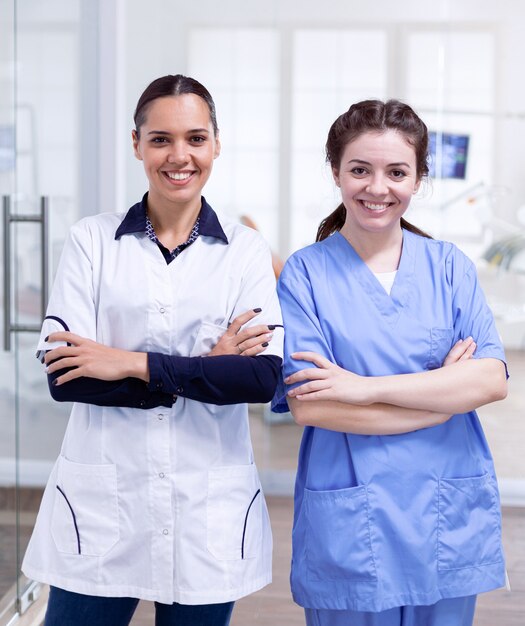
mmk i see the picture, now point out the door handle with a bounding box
[3,195,49,351]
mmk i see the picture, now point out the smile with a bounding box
[165,171,193,181]
[361,201,391,211]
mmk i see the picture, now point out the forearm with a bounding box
[47,365,174,409]
[147,353,282,405]
[365,358,507,414]
[289,397,450,435]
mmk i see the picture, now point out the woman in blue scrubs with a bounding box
[273,99,508,625]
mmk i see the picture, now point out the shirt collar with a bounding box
[115,192,228,244]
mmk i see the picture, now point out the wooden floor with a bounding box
[130,498,525,626]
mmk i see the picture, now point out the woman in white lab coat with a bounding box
[23,74,283,626]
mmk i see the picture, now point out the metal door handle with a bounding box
[3,195,49,351]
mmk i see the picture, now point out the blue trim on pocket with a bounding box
[56,485,81,555]
[241,488,261,559]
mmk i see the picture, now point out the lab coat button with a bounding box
[159,307,166,314]
[162,529,169,535]
[159,472,165,478]
[157,414,164,420]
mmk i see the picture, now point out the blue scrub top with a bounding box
[273,229,506,612]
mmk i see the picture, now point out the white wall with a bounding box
[122,0,525,257]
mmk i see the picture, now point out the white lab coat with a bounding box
[22,202,284,605]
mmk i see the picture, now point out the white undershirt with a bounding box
[373,270,397,295]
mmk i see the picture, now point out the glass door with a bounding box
[0,0,21,622]
[0,1,84,622]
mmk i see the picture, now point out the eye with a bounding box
[350,166,368,176]
[390,169,407,179]
[189,135,207,144]
[151,136,169,144]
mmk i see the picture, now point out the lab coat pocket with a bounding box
[207,464,263,561]
[304,485,377,582]
[51,456,120,557]
[190,321,228,357]
[426,327,454,370]
[438,474,503,570]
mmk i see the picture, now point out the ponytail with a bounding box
[316,203,346,242]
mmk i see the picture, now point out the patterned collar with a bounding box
[145,213,200,262]
[115,192,229,244]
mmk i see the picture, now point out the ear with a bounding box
[332,167,340,187]
[132,130,142,161]
[214,133,221,159]
[413,178,421,194]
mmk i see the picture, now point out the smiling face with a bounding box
[132,94,220,214]
[333,129,420,243]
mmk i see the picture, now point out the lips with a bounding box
[162,170,196,185]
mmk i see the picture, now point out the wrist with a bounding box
[127,351,149,382]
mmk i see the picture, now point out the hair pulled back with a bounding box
[317,99,431,242]
[134,74,218,138]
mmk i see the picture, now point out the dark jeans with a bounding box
[44,586,235,626]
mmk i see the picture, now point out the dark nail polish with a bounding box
[44,335,49,342]
[52,379,58,386]
[253,308,262,313]
[268,325,276,330]
[262,342,269,347]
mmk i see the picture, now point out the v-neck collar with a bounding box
[331,228,418,324]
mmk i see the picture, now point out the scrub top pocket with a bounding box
[426,327,455,370]
[207,464,263,561]
[51,456,120,557]
[438,474,503,570]
[304,485,377,582]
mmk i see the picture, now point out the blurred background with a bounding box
[1,0,524,623]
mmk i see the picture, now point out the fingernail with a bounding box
[262,342,269,347]
[268,325,276,330]
[44,336,49,342]
[253,308,262,313]
[266,333,273,338]
[52,379,58,386]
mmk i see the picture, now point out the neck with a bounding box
[340,223,403,272]
[146,192,202,250]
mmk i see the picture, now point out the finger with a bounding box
[236,324,271,342]
[239,344,266,357]
[46,331,85,345]
[44,346,80,364]
[291,352,332,369]
[46,357,82,374]
[284,367,327,385]
[237,332,273,352]
[227,309,261,334]
[52,367,85,386]
[287,380,329,398]
[458,341,476,360]
[443,337,475,366]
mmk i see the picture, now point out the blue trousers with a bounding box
[44,586,235,626]
[305,595,476,626]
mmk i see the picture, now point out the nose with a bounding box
[366,174,389,196]
[167,140,189,164]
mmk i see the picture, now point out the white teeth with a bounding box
[166,171,191,181]
[363,201,389,211]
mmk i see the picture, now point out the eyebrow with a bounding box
[348,158,412,168]
[147,128,210,135]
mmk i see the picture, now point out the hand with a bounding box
[442,336,476,366]
[208,309,274,357]
[284,351,370,404]
[44,332,148,384]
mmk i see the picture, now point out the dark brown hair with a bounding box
[134,74,218,138]
[317,99,431,242]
